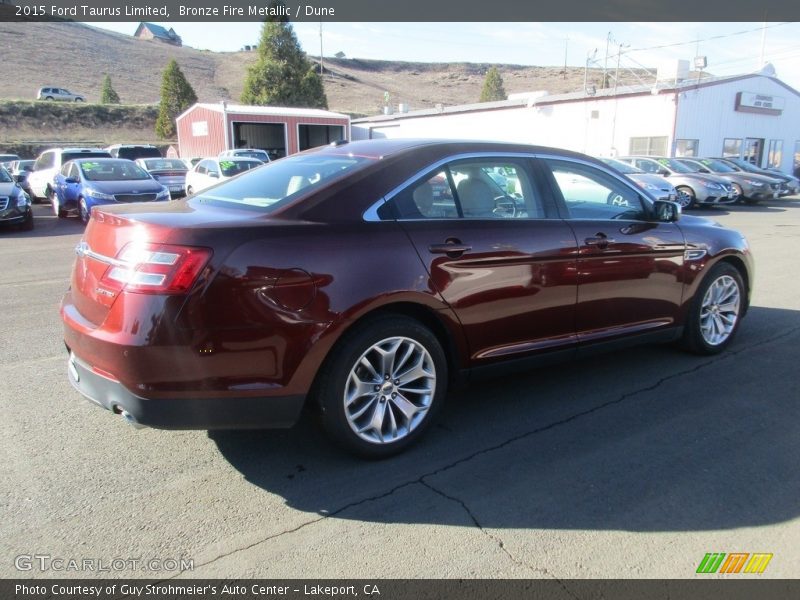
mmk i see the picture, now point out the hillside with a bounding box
[0,21,653,146]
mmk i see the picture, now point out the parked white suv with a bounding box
[37,87,86,102]
[27,148,111,202]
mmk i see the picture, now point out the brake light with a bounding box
[100,242,212,294]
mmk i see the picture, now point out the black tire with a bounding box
[44,96,54,101]
[680,262,745,355]
[49,188,67,218]
[731,183,743,202]
[315,315,448,458]
[676,186,696,209]
[74,98,83,102]
[186,186,193,196]
[78,197,90,224]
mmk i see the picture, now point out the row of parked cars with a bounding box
[0,145,273,228]
[608,155,800,208]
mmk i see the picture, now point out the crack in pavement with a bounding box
[164,324,800,580]
[418,479,581,599]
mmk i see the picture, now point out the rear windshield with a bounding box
[233,150,268,160]
[79,160,151,181]
[62,151,111,163]
[0,167,11,183]
[194,153,375,213]
[219,159,262,178]
[142,158,187,171]
[117,147,161,160]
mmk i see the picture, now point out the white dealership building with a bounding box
[351,69,800,176]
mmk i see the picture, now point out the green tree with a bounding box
[155,59,197,139]
[479,67,507,102]
[100,74,120,104]
[241,8,328,109]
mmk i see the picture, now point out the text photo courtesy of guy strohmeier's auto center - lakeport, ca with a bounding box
[1,1,800,598]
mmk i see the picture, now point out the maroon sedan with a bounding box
[61,139,753,457]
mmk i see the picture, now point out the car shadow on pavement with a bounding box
[1,205,85,238]
[210,305,800,533]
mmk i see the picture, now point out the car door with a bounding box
[541,157,686,347]
[379,155,579,365]
[62,163,81,203]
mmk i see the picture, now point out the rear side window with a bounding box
[35,152,55,170]
[379,158,546,220]
[194,153,374,213]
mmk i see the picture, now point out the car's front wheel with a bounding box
[675,186,696,209]
[681,262,744,355]
[78,197,90,224]
[315,315,447,458]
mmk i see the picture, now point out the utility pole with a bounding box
[563,36,569,79]
[610,41,629,156]
[602,31,611,89]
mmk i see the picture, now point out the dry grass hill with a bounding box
[0,21,652,147]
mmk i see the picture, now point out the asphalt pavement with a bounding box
[1,198,798,581]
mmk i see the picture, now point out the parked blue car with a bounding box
[53,158,170,223]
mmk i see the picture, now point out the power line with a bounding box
[628,22,795,53]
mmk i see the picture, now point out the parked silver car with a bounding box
[37,87,85,102]
[676,158,782,204]
[619,156,737,208]
[135,158,189,198]
[599,157,683,204]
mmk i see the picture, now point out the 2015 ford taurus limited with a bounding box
[61,139,753,457]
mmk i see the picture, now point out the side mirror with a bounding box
[653,199,681,223]
[65,177,78,184]
[657,169,670,176]
[698,168,710,174]
[12,174,23,183]
[209,171,219,179]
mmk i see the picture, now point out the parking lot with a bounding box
[1,199,799,580]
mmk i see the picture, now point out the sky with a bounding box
[92,21,800,91]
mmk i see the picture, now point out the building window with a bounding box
[766,140,783,169]
[723,138,742,158]
[794,141,800,178]
[675,139,699,157]
[629,136,668,156]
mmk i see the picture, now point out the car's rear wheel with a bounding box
[675,186,696,209]
[44,96,54,101]
[681,262,744,355]
[49,188,67,218]
[74,98,83,102]
[315,315,447,458]
[186,186,194,196]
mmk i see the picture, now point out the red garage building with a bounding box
[176,102,351,161]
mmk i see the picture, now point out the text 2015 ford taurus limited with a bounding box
[61,140,753,457]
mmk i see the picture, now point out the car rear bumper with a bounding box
[66,349,305,430]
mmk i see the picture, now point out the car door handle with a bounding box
[584,234,616,248]
[429,240,472,256]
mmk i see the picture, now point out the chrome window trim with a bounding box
[362,150,654,222]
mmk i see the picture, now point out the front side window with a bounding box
[60,162,72,177]
[545,159,646,221]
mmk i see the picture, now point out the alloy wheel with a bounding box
[343,336,436,445]
[699,275,741,346]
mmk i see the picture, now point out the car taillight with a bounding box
[100,242,212,294]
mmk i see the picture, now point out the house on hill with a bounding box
[134,22,182,47]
